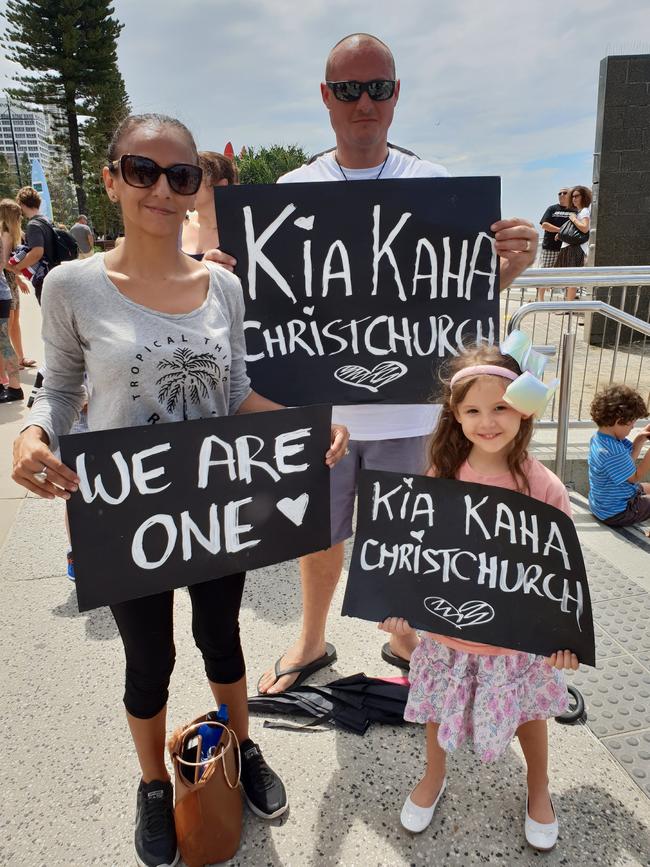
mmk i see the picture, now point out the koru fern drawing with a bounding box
[156,348,222,419]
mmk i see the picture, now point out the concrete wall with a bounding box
[590,55,650,344]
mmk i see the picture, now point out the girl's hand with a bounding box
[378,616,414,636]
[12,426,80,500]
[17,275,30,294]
[326,424,349,467]
[546,650,579,670]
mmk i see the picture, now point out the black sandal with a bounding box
[257,643,337,693]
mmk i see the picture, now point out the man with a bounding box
[537,188,575,300]
[207,33,538,694]
[69,214,94,259]
[9,187,55,305]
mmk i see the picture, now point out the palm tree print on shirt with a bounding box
[156,347,222,420]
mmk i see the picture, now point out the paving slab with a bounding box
[2,497,650,866]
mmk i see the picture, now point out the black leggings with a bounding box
[110,572,246,719]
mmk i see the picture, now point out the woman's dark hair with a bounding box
[569,185,592,209]
[199,151,239,185]
[590,384,648,427]
[428,343,534,494]
[107,113,199,164]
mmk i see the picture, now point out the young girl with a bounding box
[12,113,348,867]
[380,341,578,851]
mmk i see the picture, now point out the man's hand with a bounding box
[202,248,237,272]
[492,218,538,290]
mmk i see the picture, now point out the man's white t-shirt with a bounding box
[278,147,450,441]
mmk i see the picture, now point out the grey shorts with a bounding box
[329,435,429,545]
[602,492,650,528]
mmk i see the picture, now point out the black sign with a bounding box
[216,177,500,405]
[342,471,595,666]
[60,406,332,611]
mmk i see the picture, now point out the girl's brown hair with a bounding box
[0,198,23,249]
[428,343,534,494]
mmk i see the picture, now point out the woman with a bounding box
[556,185,592,302]
[0,200,26,403]
[182,150,238,259]
[0,199,35,371]
[12,113,348,867]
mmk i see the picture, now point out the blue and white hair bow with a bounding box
[500,331,559,417]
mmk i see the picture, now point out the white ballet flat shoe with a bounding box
[525,794,559,851]
[400,778,447,833]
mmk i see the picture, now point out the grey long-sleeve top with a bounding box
[29,254,252,450]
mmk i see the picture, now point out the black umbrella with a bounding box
[248,673,409,735]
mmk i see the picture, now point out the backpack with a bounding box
[32,216,79,267]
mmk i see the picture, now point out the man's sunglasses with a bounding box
[326,79,396,102]
[558,190,568,196]
[108,154,203,196]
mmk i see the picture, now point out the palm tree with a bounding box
[156,348,222,420]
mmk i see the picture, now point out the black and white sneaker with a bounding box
[239,740,288,819]
[134,779,179,867]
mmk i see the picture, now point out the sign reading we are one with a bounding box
[216,176,501,405]
[61,406,332,611]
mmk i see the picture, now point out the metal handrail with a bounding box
[511,265,650,289]
[507,300,650,480]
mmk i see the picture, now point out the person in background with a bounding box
[182,150,239,259]
[0,198,35,371]
[588,384,650,528]
[69,214,94,259]
[555,185,592,302]
[537,188,575,301]
[0,202,24,403]
[8,186,55,305]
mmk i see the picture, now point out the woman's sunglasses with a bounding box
[326,79,396,102]
[108,154,203,196]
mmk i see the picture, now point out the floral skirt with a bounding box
[404,638,569,762]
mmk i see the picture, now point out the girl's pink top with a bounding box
[426,457,572,656]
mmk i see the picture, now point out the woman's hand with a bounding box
[545,649,579,670]
[17,275,30,294]
[326,423,349,467]
[378,616,414,636]
[12,426,80,500]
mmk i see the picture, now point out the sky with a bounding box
[1,0,648,227]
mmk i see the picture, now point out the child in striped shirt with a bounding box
[588,384,650,527]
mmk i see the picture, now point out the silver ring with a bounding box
[525,240,531,252]
[33,467,48,483]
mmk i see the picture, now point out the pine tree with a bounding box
[19,151,31,186]
[2,0,124,214]
[81,67,130,237]
[48,161,78,227]
[236,145,309,184]
[0,153,19,198]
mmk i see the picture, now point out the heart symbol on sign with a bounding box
[294,215,315,230]
[334,361,407,393]
[410,530,425,542]
[403,477,413,489]
[423,597,495,630]
[303,306,315,316]
[276,494,309,526]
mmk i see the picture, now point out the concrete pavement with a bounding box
[1,286,650,866]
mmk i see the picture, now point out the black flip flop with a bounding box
[381,642,410,672]
[257,643,337,693]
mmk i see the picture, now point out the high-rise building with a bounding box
[0,97,58,172]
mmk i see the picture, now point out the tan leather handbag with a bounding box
[168,715,242,867]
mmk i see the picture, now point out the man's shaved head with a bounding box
[325,33,396,80]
